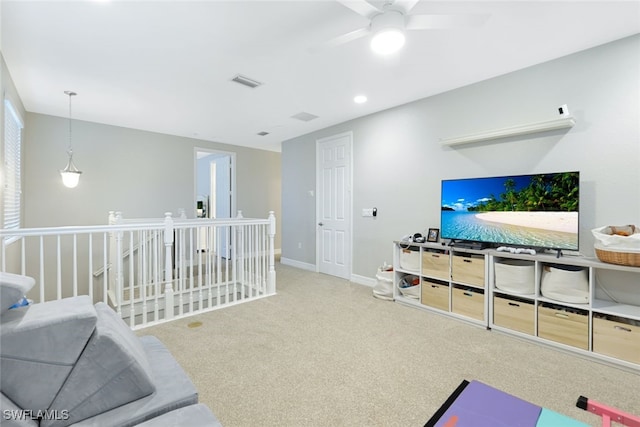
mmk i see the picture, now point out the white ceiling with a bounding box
[2,1,639,152]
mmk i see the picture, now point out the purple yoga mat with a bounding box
[433,380,542,427]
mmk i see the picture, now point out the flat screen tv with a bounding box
[441,171,579,251]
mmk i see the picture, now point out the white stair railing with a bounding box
[0,211,277,329]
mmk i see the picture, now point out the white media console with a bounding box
[392,241,640,372]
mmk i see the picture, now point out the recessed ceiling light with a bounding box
[354,95,367,104]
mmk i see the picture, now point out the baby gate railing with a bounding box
[0,211,276,329]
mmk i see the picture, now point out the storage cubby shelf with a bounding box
[393,241,640,371]
[592,300,640,320]
[440,116,576,146]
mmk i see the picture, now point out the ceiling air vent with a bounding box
[291,112,319,122]
[231,74,263,89]
[257,131,269,136]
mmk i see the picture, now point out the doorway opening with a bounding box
[195,149,236,258]
[195,148,235,220]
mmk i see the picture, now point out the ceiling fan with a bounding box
[312,0,489,55]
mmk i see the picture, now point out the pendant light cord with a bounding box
[65,91,76,155]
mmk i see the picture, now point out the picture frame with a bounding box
[427,228,440,243]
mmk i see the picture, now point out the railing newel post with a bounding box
[163,212,175,320]
[268,211,276,295]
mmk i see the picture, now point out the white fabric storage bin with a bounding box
[399,246,420,271]
[373,268,394,301]
[398,274,420,299]
[540,264,589,304]
[494,259,535,294]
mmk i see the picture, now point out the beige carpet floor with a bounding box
[139,261,640,426]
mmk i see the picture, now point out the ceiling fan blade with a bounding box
[406,14,490,30]
[308,27,371,54]
[392,0,421,14]
[336,0,381,19]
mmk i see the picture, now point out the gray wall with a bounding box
[23,113,282,249]
[281,35,640,279]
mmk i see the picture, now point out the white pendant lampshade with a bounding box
[60,91,82,188]
[60,149,81,188]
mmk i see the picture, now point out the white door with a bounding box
[316,132,352,279]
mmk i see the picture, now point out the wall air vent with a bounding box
[291,112,319,122]
[257,131,269,136]
[231,74,263,89]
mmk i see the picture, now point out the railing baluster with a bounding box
[188,227,194,313]
[153,229,159,323]
[103,233,108,304]
[56,235,62,300]
[39,236,45,303]
[197,227,204,311]
[141,230,148,326]
[178,227,184,316]
[129,231,135,328]
[73,234,78,297]
[21,237,26,276]
[88,234,93,302]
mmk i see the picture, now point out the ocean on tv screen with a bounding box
[441,210,578,249]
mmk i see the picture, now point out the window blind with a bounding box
[4,99,23,231]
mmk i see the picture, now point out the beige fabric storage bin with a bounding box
[452,286,484,321]
[451,254,484,286]
[421,280,449,311]
[399,247,420,271]
[493,294,535,335]
[537,303,588,350]
[421,250,449,280]
[494,259,535,295]
[593,315,640,364]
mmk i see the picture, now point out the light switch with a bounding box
[362,208,374,217]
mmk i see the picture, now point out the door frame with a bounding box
[194,147,236,219]
[315,131,353,278]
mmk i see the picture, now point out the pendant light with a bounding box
[60,90,82,188]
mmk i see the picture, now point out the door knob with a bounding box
[318,222,324,226]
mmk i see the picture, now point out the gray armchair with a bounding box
[0,272,221,426]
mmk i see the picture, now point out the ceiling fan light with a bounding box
[371,28,405,55]
[369,10,406,55]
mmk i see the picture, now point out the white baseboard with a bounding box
[351,274,376,287]
[280,257,316,272]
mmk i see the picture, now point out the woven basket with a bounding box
[595,245,640,267]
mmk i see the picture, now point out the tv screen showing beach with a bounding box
[441,172,579,250]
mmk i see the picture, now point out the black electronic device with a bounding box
[449,240,488,250]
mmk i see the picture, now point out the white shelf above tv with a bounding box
[440,116,576,147]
